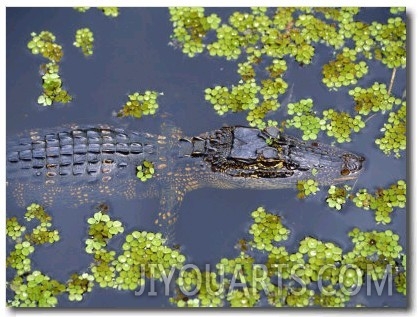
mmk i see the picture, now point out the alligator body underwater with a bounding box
[6,124,364,238]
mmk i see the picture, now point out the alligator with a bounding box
[6,124,364,239]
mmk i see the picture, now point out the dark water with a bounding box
[6,8,406,308]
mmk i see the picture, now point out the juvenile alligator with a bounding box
[7,124,364,238]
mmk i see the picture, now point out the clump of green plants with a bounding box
[322,48,368,89]
[249,207,289,251]
[169,7,220,57]
[370,17,406,69]
[320,109,365,143]
[27,31,72,106]
[113,231,186,290]
[74,7,90,13]
[352,180,406,224]
[326,185,351,210]
[349,82,402,116]
[344,228,403,280]
[8,271,65,307]
[6,217,26,240]
[375,101,406,158]
[85,211,124,253]
[117,91,161,118]
[98,7,119,17]
[25,223,60,245]
[74,28,94,56]
[286,98,322,140]
[66,273,94,302]
[6,241,35,276]
[136,160,155,182]
[297,179,320,198]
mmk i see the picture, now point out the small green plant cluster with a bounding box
[7,204,65,306]
[390,7,406,14]
[326,185,352,210]
[297,179,320,198]
[85,211,124,254]
[66,273,94,301]
[74,7,90,13]
[74,28,94,56]
[370,17,406,69]
[6,217,26,240]
[249,207,289,251]
[27,31,72,106]
[136,160,155,182]
[375,101,406,158]
[74,7,119,17]
[322,48,368,88]
[117,91,160,118]
[172,269,224,307]
[286,98,321,140]
[344,228,403,280]
[349,82,402,116]
[352,180,406,224]
[320,109,365,143]
[169,7,220,57]
[114,231,186,290]
[8,271,65,307]
[98,7,119,17]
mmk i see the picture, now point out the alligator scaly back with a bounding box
[7,125,365,242]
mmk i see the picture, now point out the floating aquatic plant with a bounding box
[74,7,90,13]
[249,207,289,251]
[113,231,186,290]
[66,273,94,301]
[117,91,161,118]
[25,223,60,245]
[6,241,35,275]
[6,217,26,241]
[297,179,320,198]
[8,271,65,307]
[352,180,406,224]
[74,28,94,56]
[27,32,72,106]
[370,17,406,69]
[320,109,365,143]
[349,82,402,116]
[27,31,63,62]
[136,160,155,182]
[286,98,321,140]
[98,7,119,17]
[375,101,406,158]
[326,185,351,210]
[169,7,220,58]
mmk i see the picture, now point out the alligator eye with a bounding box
[340,168,350,176]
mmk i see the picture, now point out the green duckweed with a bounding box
[322,48,368,89]
[6,217,26,241]
[297,179,320,198]
[74,28,94,56]
[320,109,365,143]
[74,7,90,13]
[8,271,65,307]
[27,32,72,106]
[352,180,406,224]
[136,160,155,182]
[98,7,119,18]
[117,91,161,118]
[349,82,402,116]
[66,273,94,302]
[326,185,351,210]
[249,207,289,251]
[375,101,406,158]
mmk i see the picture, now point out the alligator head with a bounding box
[180,126,364,189]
